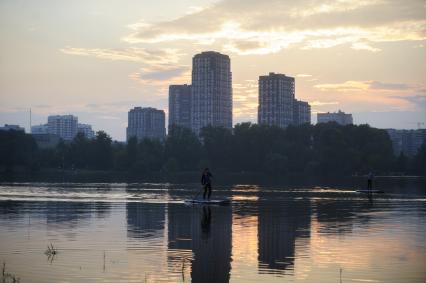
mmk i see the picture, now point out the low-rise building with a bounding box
[386,129,426,156]
[317,110,353,125]
[31,124,49,134]
[77,123,95,139]
[0,124,25,132]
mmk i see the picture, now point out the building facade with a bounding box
[31,124,49,134]
[169,84,192,131]
[386,129,426,157]
[47,115,78,141]
[258,73,295,128]
[77,123,95,139]
[293,100,311,125]
[191,51,232,135]
[317,110,353,125]
[127,107,166,141]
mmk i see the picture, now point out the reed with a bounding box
[44,243,57,256]
[1,261,21,283]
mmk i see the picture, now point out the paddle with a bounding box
[192,186,203,200]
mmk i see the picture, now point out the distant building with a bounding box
[169,84,192,131]
[191,51,232,135]
[77,123,95,139]
[0,124,25,132]
[47,115,78,141]
[317,110,353,125]
[386,129,426,157]
[127,107,166,141]
[258,72,295,128]
[293,99,311,125]
[31,124,49,134]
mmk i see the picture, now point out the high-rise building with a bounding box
[127,107,166,141]
[317,110,353,125]
[77,123,95,139]
[191,51,232,135]
[258,72,295,128]
[47,115,78,141]
[293,99,311,125]
[169,84,192,131]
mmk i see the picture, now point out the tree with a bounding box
[90,131,113,170]
[200,126,233,169]
[0,130,38,172]
[165,125,201,170]
[137,138,164,173]
[413,142,426,176]
[395,152,408,173]
[69,132,90,169]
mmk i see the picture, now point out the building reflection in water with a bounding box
[167,202,232,283]
[126,202,166,239]
[258,198,311,275]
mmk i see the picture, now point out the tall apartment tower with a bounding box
[258,73,295,128]
[47,115,78,141]
[293,100,311,125]
[191,51,232,135]
[169,84,192,131]
[127,107,166,141]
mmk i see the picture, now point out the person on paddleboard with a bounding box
[201,168,213,200]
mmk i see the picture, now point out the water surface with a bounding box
[0,181,425,282]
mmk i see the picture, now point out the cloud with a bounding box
[315,80,425,92]
[129,65,191,89]
[311,80,426,112]
[139,65,190,81]
[122,0,426,55]
[351,42,381,52]
[8,101,142,117]
[310,101,339,106]
[60,47,183,65]
[392,95,426,110]
[314,81,370,92]
[369,81,411,90]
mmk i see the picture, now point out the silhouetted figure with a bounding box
[201,168,213,200]
[367,172,374,190]
[201,206,211,239]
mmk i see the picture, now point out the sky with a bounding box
[0,0,425,141]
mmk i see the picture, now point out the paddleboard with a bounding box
[185,199,230,205]
[355,189,384,194]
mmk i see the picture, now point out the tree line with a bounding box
[0,122,425,178]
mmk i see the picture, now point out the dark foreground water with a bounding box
[0,181,425,283]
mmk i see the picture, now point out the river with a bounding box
[0,180,425,282]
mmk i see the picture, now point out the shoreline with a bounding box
[1,168,424,186]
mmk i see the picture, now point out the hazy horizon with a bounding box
[1,0,425,141]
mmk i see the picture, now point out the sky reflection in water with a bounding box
[0,181,425,283]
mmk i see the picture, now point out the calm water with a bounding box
[0,181,425,283]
